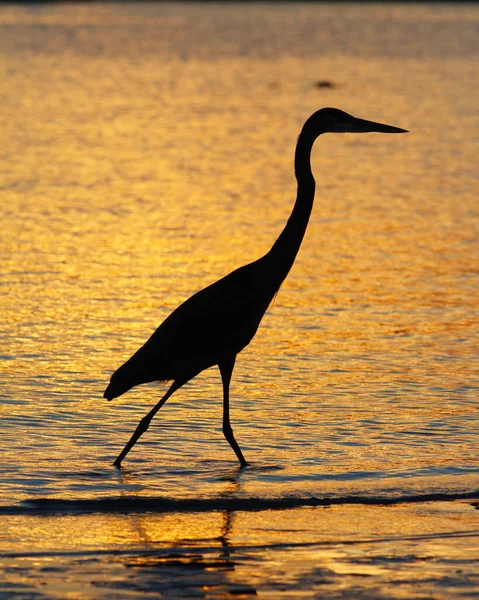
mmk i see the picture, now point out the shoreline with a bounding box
[2,500,478,598]
[0,488,478,516]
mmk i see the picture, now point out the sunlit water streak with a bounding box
[1,0,478,504]
[0,2,478,597]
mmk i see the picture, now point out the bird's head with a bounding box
[306,107,408,136]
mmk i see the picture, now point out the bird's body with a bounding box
[104,108,407,467]
[105,257,274,399]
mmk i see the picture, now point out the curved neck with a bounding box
[264,125,317,285]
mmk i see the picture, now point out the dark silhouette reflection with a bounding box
[216,466,245,567]
[107,468,257,597]
[103,108,407,468]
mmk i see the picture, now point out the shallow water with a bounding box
[1,1,478,597]
[2,502,479,599]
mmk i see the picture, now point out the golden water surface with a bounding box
[0,2,478,598]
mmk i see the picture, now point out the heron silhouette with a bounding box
[104,108,407,468]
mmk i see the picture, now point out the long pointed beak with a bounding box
[344,116,408,134]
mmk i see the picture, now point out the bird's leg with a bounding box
[219,357,248,467]
[113,379,183,468]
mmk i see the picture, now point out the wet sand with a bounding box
[1,500,478,598]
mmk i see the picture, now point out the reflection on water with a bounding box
[0,1,478,596]
[1,502,478,599]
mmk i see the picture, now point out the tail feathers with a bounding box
[104,376,133,401]
[104,357,150,401]
[104,343,175,400]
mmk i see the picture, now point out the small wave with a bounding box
[0,489,478,516]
